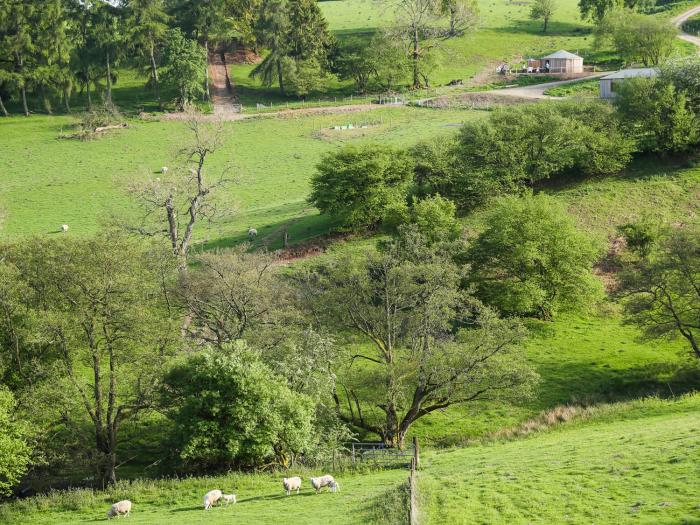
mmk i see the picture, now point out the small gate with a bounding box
[351,438,419,468]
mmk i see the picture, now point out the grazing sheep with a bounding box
[310,475,335,493]
[329,480,340,493]
[161,166,168,175]
[106,500,131,519]
[222,494,237,505]
[283,476,302,496]
[248,227,258,240]
[61,224,69,232]
[203,489,223,510]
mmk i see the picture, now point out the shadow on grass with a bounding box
[489,19,593,38]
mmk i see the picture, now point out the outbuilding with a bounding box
[541,50,584,74]
[599,68,658,99]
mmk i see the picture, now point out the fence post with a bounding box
[408,457,418,525]
[413,436,420,470]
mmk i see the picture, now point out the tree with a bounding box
[389,0,478,88]
[160,29,207,109]
[467,194,602,319]
[614,77,699,153]
[309,144,414,231]
[383,194,462,244]
[2,234,178,486]
[660,55,700,116]
[0,0,37,116]
[0,387,33,496]
[618,224,700,360]
[453,101,633,208]
[177,247,293,348]
[530,0,556,32]
[128,112,232,261]
[333,37,376,94]
[161,346,315,471]
[125,0,170,109]
[295,233,537,447]
[251,0,333,95]
[596,9,676,67]
[93,1,125,107]
[579,0,619,23]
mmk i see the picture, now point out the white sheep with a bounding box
[61,224,69,232]
[310,475,335,493]
[106,499,131,519]
[222,494,237,505]
[248,227,258,240]
[329,480,340,493]
[203,489,223,510]
[161,166,168,175]
[283,476,302,495]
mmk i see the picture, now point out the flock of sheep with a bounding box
[105,475,340,519]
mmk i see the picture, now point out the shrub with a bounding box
[467,194,603,318]
[161,345,315,471]
[0,387,33,496]
[309,144,414,231]
[384,194,461,243]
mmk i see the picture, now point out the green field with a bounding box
[1,394,697,524]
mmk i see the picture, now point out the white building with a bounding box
[541,50,584,74]
[599,68,658,99]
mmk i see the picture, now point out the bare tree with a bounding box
[127,112,235,263]
[387,0,478,88]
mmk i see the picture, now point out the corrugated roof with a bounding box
[542,50,582,60]
[600,68,658,80]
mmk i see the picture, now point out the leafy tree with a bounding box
[333,37,376,94]
[370,31,412,90]
[660,55,700,115]
[127,112,232,261]
[93,1,125,106]
[309,144,414,231]
[578,0,621,23]
[0,0,38,116]
[596,9,676,67]
[1,234,178,486]
[453,101,633,208]
[161,346,315,470]
[530,0,556,32]
[467,194,603,319]
[0,68,20,117]
[160,29,207,109]
[125,0,170,109]
[66,0,101,112]
[252,0,333,95]
[618,224,700,359]
[0,387,33,496]
[440,0,480,36]
[296,233,537,447]
[614,77,699,153]
[384,194,461,244]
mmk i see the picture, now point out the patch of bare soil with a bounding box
[594,235,626,292]
[271,232,365,264]
[227,48,262,65]
[424,91,536,109]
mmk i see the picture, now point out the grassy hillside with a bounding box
[0,106,480,247]
[420,394,700,524]
[2,395,698,524]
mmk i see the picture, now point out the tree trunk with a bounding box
[277,59,286,95]
[0,94,8,117]
[149,42,162,109]
[543,17,548,32]
[106,52,113,105]
[85,71,92,112]
[63,87,71,113]
[40,86,52,114]
[450,6,457,35]
[204,39,210,101]
[412,27,420,89]
[21,85,29,117]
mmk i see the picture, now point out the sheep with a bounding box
[222,494,237,505]
[310,475,335,493]
[283,476,302,496]
[203,489,223,510]
[248,227,258,240]
[106,500,131,519]
[328,480,340,493]
[161,166,168,175]
[61,224,69,232]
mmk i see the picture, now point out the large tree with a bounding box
[125,0,170,109]
[160,28,207,109]
[0,0,37,116]
[0,388,33,496]
[467,194,603,319]
[296,232,538,448]
[1,234,178,486]
[530,0,556,32]
[618,224,700,360]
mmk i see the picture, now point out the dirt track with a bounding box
[673,4,700,52]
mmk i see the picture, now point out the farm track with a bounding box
[673,4,700,51]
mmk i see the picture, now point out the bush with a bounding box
[614,77,700,153]
[0,387,33,496]
[161,345,315,471]
[660,55,700,115]
[384,194,461,243]
[467,194,603,318]
[452,101,633,209]
[309,144,414,231]
[160,29,206,110]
